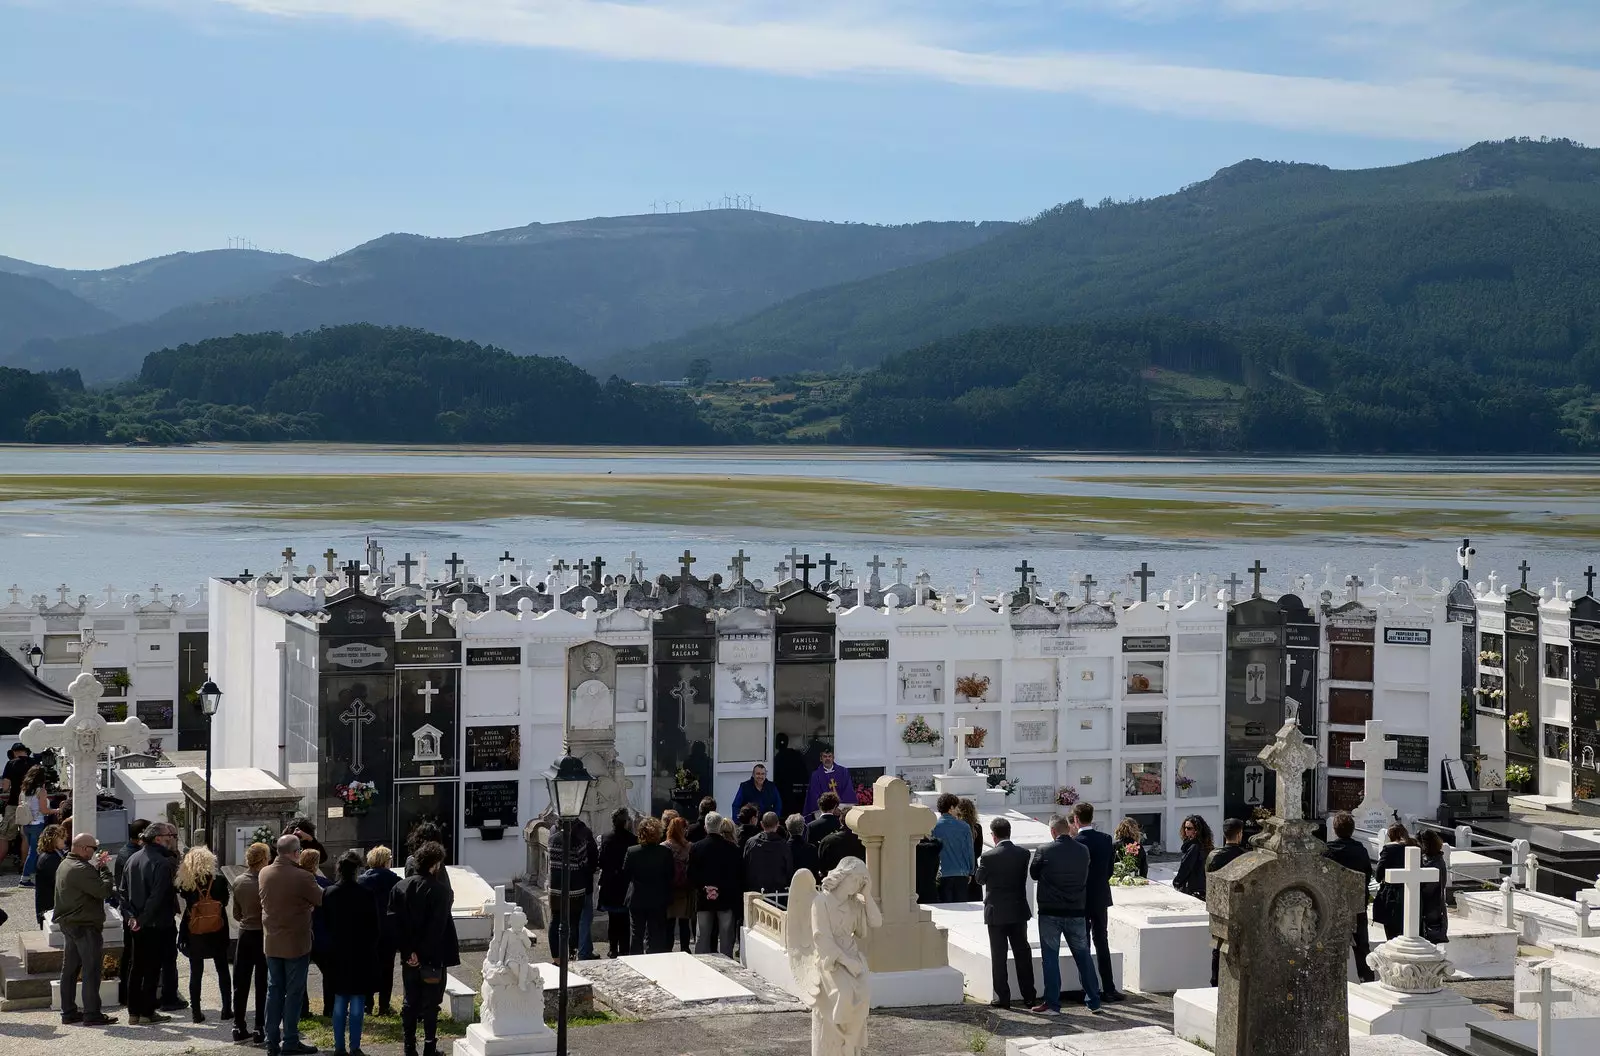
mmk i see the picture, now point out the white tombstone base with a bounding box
[452,1022,556,1056]
[51,978,120,1011]
[741,926,965,1007]
[1174,983,1490,1049]
[1515,938,1600,1019]
[914,787,1007,814]
[44,905,123,950]
[924,904,1126,1001]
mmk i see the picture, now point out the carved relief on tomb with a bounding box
[1270,888,1321,948]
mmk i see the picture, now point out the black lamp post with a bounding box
[544,754,594,1056]
[199,679,222,847]
[26,644,42,674]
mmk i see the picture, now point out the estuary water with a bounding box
[0,444,1596,596]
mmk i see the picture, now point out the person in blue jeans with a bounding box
[258,835,324,1056]
[931,794,976,903]
[1028,813,1102,1014]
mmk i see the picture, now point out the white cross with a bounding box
[6,585,21,606]
[417,551,430,584]
[20,666,151,841]
[515,556,537,585]
[1350,719,1399,829]
[1516,960,1572,1056]
[626,551,644,580]
[483,887,514,944]
[948,717,977,774]
[417,592,442,632]
[101,584,118,606]
[846,777,935,920]
[57,584,71,605]
[1385,843,1439,941]
[1258,720,1317,822]
[416,679,440,715]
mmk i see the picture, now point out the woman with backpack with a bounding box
[176,845,233,1023]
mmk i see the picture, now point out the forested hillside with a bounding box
[616,139,1600,386]
[0,272,119,350]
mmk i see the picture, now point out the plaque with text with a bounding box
[1329,687,1374,725]
[1121,635,1170,654]
[465,724,521,772]
[897,661,943,707]
[1385,734,1429,773]
[615,644,650,666]
[1574,645,1600,689]
[839,639,889,661]
[466,646,521,667]
[1327,775,1364,813]
[135,699,174,729]
[396,639,462,666]
[1328,626,1377,644]
[777,630,833,661]
[1329,731,1360,770]
[659,638,715,664]
[464,780,519,829]
[1285,624,1321,649]
[1384,628,1431,646]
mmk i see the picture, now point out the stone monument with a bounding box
[21,640,151,842]
[454,895,556,1056]
[1516,961,1573,1056]
[565,640,634,835]
[1365,844,1452,992]
[785,858,882,1056]
[1349,719,1399,833]
[845,776,953,977]
[1210,720,1364,1056]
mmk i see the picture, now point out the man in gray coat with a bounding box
[1028,813,1101,1015]
[55,833,117,1025]
[975,817,1036,1010]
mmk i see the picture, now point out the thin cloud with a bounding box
[170,0,1600,141]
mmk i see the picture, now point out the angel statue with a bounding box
[479,905,545,1038]
[785,857,883,1056]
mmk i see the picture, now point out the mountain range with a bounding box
[1,213,1011,382]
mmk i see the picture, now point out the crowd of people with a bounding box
[35,812,460,1056]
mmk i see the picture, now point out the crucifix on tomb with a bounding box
[1517,960,1574,1056]
[773,561,789,582]
[1346,574,1364,603]
[57,584,71,605]
[1222,572,1244,605]
[397,553,418,586]
[1586,565,1597,597]
[818,552,836,584]
[678,549,697,579]
[1258,719,1317,824]
[866,554,886,589]
[19,633,152,841]
[343,560,365,595]
[340,698,377,776]
[892,557,907,585]
[1386,844,1439,944]
[445,552,466,581]
[947,717,978,775]
[1248,560,1267,598]
[7,585,22,606]
[1132,562,1154,602]
[591,555,606,585]
[416,592,443,632]
[1079,572,1097,602]
[844,776,946,973]
[795,553,817,588]
[575,558,590,585]
[729,549,749,581]
[1518,560,1532,590]
[323,548,338,573]
[1349,719,1399,830]
[416,679,440,715]
[1014,558,1034,592]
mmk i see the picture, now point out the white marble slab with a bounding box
[928,903,1124,1001]
[1175,982,1489,1048]
[618,952,754,1001]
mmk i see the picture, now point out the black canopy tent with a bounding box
[0,647,72,736]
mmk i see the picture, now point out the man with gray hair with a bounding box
[785,813,820,883]
[1028,813,1100,1015]
[689,812,743,956]
[259,833,322,1055]
[122,821,180,1025]
[56,832,117,1025]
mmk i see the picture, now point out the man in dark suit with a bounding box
[1207,818,1248,986]
[974,818,1036,1009]
[1323,810,1376,983]
[806,792,843,845]
[1070,802,1122,1001]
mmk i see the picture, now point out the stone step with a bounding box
[21,930,125,976]
[0,947,56,1009]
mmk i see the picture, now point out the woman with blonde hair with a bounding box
[1113,817,1149,879]
[177,845,233,1023]
[359,845,402,1015]
[663,815,695,951]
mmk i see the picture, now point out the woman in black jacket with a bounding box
[1114,817,1150,879]
[1418,829,1450,945]
[623,817,676,954]
[177,846,233,1023]
[1172,815,1214,900]
[389,841,460,1056]
[596,808,637,958]
[1373,823,1413,940]
[358,846,403,1015]
[326,850,382,1056]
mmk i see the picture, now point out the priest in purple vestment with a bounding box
[803,746,857,818]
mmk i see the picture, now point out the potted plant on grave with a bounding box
[1055,785,1080,806]
[964,725,989,750]
[335,780,379,817]
[992,777,1019,799]
[901,715,942,758]
[1508,711,1531,735]
[954,673,991,703]
[1110,843,1149,887]
[1504,763,1533,793]
[1175,773,1196,798]
[670,767,701,815]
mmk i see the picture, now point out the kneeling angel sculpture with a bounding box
[785,856,883,1056]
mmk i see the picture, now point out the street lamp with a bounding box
[199,679,222,847]
[543,754,593,1056]
[26,645,42,674]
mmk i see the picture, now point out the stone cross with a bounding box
[1258,720,1317,822]
[678,549,697,578]
[416,679,440,715]
[1517,960,1573,1056]
[845,776,942,973]
[773,561,789,581]
[483,886,514,944]
[784,547,804,575]
[795,553,817,588]
[20,645,152,841]
[1346,574,1363,602]
[396,552,418,586]
[343,560,365,594]
[729,549,749,581]
[865,554,885,589]
[1132,562,1154,602]
[1222,572,1244,604]
[1350,719,1399,830]
[445,552,466,580]
[947,718,977,775]
[57,584,71,605]
[1518,560,1532,589]
[6,585,21,606]
[892,557,907,584]
[281,546,296,566]
[1586,565,1597,596]
[1014,558,1034,590]
[591,555,606,584]
[818,552,836,583]
[1248,560,1267,597]
[323,547,338,573]
[1386,843,1438,941]
[340,698,377,775]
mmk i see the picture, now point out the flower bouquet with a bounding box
[964,726,989,750]
[1507,711,1530,734]
[901,715,942,757]
[1504,762,1533,790]
[1175,773,1195,797]
[955,673,991,702]
[854,782,875,806]
[1055,785,1080,806]
[335,780,379,815]
[250,824,276,848]
[990,777,1019,798]
[1110,843,1148,887]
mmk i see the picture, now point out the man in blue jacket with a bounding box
[1070,802,1123,1001]
[1029,814,1101,1015]
[931,794,975,903]
[731,764,782,821]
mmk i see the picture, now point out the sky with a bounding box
[3,0,1597,268]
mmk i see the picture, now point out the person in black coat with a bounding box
[325,851,382,1056]
[596,808,637,958]
[1373,823,1413,941]
[686,797,716,844]
[806,792,843,845]
[176,846,232,1023]
[358,846,403,1015]
[974,818,1036,1009]
[1173,814,1214,900]
[817,823,866,878]
[688,816,745,957]
[622,817,676,954]
[735,804,762,851]
[1070,803,1122,1001]
[389,841,460,1056]
[1323,811,1376,983]
[742,813,793,895]
[1418,830,1450,945]
[785,815,820,883]
[1113,817,1150,879]
[1206,819,1247,986]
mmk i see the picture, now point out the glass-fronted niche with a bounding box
[1175,755,1219,799]
[1124,760,1165,798]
